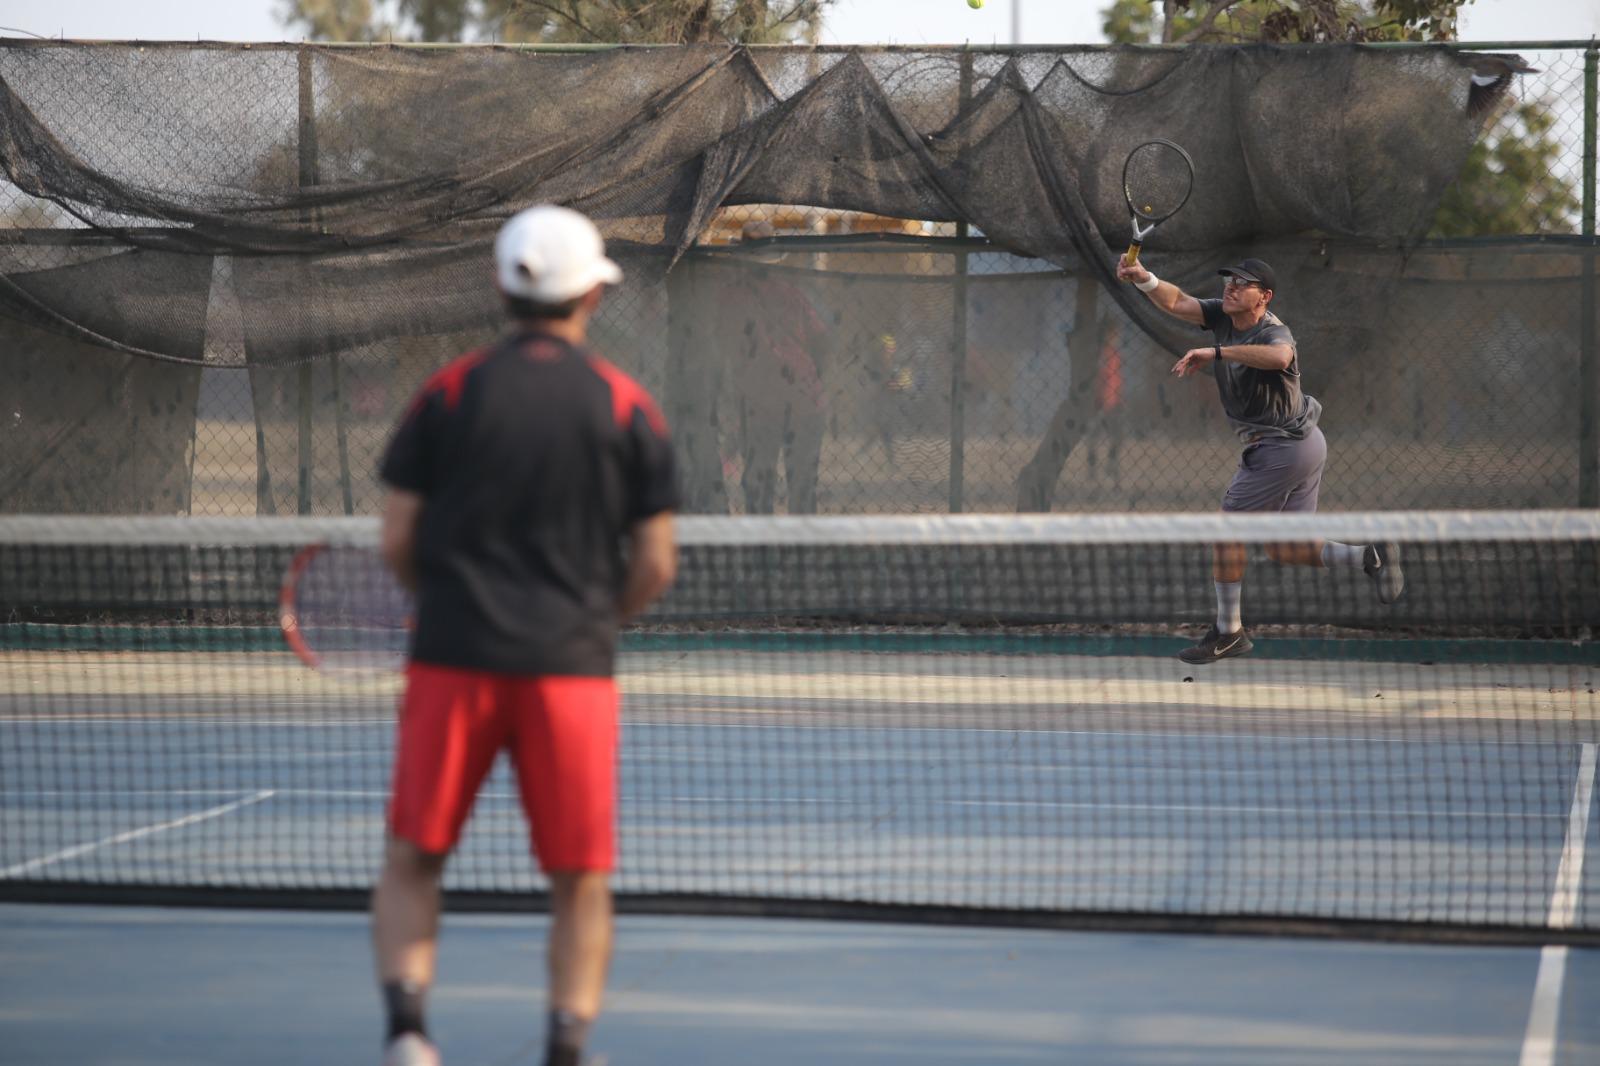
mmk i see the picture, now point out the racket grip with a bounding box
[1123,242,1142,267]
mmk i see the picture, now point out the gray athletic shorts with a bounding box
[1221,426,1327,513]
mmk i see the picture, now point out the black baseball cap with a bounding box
[1218,258,1279,293]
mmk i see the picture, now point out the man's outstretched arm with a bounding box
[1115,261,1206,327]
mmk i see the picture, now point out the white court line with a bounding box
[2,788,388,800]
[0,787,1571,822]
[635,721,1591,750]
[1518,742,1596,1066]
[0,790,277,879]
[4,713,1586,750]
[0,715,392,727]
[949,800,1566,820]
[650,797,1567,820]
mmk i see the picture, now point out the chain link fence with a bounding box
[1,41,1595,515]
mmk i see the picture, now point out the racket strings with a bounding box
[1124,144,1193,220]
[288,545,412,673]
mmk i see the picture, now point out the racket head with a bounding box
[1122,138,1195,223]
[280,542,412,676]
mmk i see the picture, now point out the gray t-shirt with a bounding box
[1198,298,1321,441]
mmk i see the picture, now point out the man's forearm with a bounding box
[380,490,424,593]
[619,514,677,621]
[1135,278,1196,320]
[1143,280,1185,314]
[1220,343,1293,371]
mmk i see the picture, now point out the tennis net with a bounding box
[1,512,1596,944]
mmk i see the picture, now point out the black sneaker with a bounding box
[1364,542,1405,604]
[545,1046,608,1066]
[1178,625,1253,664]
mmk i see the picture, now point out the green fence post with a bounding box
[949,51,974,513]
[296,48,318,516]
[294,48,355,515]
[1581,40,1597,506]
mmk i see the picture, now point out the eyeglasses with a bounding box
[1222,277,1259,290]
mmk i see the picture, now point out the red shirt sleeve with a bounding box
[588,356,680,520]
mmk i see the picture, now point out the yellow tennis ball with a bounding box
[968,0,983,8]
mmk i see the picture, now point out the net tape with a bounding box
[3,511,1599,546]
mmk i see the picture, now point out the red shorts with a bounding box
[387,662,619,871]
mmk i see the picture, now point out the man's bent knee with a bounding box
[384,835,450,880]
[548,869,610,890]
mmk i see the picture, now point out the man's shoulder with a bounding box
[1257,312,1295,342]
[584,353,669,436]
[410,344,496,413]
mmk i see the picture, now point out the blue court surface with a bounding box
[2,645,1596,1062]
[1,905,1597,1065]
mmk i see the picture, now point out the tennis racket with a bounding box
[1121,138,1195,267]
[279,542,412,676]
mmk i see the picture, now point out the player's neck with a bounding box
[1227,306,1268,331]
[512,317,589,347]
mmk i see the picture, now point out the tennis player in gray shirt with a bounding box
[1116,257,1404,664]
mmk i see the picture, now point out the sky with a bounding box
[0,0,1595,45]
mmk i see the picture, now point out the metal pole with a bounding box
[332,361,354,513]
[1580,40,1597,506]
[296,48,317,516]
[1012,0,1021,46]
[949,53,974,513]
[294,49,354,514]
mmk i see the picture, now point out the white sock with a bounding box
[1320,541,1366,569]
[1215,580,1243,634]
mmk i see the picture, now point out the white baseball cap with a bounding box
[494,205,623,303]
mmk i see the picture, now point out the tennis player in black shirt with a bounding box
[1117,256,1403,663]
[371,205,679,1066]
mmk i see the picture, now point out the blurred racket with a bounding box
[1121,138,1194,267]
[280,542,411,675]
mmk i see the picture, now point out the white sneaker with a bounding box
[383,1033,441,1066]
[1364,542,1405,604]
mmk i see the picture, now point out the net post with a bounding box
[1582,40,1598,506]
[949,51,975,514]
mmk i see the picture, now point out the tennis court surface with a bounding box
[1,512,1596,1062]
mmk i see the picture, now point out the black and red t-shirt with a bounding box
[379,330,678,677]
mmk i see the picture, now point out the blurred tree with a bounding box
[281,0,834,43]
[1430,98,1582,237]
[279,0,386,40]
[1097,0,1471,44]
[1099,0,1577,236]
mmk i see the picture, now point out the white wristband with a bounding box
[1134,273,1161,294]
